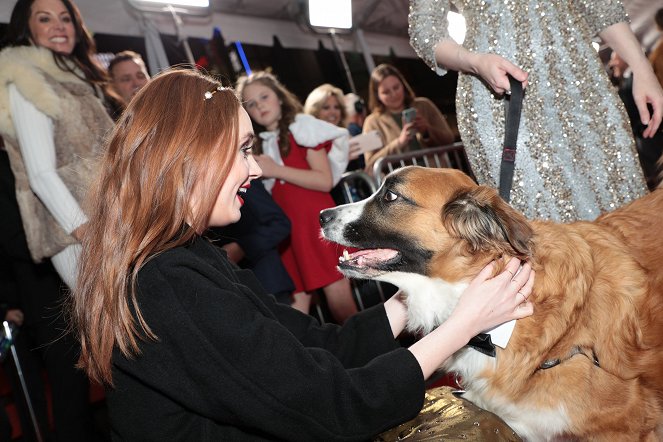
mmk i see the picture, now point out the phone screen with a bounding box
[402,108,417,124]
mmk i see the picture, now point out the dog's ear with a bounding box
[442,187,533,258]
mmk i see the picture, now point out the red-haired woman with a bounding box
[72,68,533,441]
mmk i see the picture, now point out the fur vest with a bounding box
[0,46,114,262]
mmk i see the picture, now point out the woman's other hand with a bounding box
[631,66,663,138]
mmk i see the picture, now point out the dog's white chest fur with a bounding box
[380,272,571,441]
[380,272,467,335]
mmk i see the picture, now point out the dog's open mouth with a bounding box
[338,248,401,274]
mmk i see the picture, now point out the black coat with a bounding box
[108,236,425,441]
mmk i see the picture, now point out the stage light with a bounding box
[308,0,352,30]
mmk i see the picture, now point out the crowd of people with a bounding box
[0,0,661,440]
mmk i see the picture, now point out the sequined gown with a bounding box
[409,0,648,222]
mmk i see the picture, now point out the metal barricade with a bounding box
[371,142,474,185]
[335,170,377,204]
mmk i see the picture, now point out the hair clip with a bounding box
[204,85,223,101]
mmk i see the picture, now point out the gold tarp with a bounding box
[376,386,521,441]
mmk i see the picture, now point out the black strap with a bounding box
[498,75,525,203]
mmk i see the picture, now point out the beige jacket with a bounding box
[362,97,454,172]
[650,41,663,90]
[0,46,114,261]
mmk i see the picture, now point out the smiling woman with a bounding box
[0,0,122,439]
[0,0,121,286]
[69,67,534,442]
[363,63,455,173]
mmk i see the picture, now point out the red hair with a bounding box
[72,68,240,385]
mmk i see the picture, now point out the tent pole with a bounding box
[168,4,195,65]
[329,29,357,94]
[354,28,375,74]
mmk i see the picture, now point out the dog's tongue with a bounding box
[341,249,398,267]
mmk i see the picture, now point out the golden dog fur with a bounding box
[321,166,663,440]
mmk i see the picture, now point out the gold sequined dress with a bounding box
[409,0,648,222]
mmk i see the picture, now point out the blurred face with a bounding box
[318,95,342,126]
[377,75,405,113]
[242,83,282,131]
[111,59,150,104]
[28,0,76,55]
[208,108,262,227]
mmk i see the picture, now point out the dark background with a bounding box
[0,22,460,134]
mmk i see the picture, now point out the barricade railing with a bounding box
[335,170,377,204]
[371,142,474,185]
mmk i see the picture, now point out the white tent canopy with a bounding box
[1,0,661,59]
[0,0,418,58]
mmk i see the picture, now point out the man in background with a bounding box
[108,50,150,105]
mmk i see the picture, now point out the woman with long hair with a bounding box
[363,63,455,172]
[73,68,534,441]
[0,1,118,439]
[0,0,121,288]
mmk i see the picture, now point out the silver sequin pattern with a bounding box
[409,0,648,222]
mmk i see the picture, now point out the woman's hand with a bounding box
[348,140,362,161]
[630,65,663,138]
[72,223,88,242]
[451,257,534,338]
[470,53,529,95]
[599,22,663,138]
[398,122,417,148]
[408,257,534,379]
[254,154,280,179]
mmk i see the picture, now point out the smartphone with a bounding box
[402,107,417,124]
[349,130,383,154]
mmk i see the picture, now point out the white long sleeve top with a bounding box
[9,83,87,234]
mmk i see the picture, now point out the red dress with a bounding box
[271,134,344,293]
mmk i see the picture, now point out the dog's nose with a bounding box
[319,208,335,226]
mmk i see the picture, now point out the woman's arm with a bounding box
[600,22,663,138]
[383,292,408,337]
[121,256,425,441]
[256,145,334,192]
[409,0,528,94]
[432,40,529,94]
[9,84,87,238]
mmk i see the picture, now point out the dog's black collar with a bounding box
[467,333,496,357]
[539,346,600,370]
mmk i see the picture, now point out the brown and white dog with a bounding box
[320,166,663,441]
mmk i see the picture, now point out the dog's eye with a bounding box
[384,190,398,202]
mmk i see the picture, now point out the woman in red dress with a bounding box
[237,71,357,323]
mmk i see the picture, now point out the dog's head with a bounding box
[320,166,534,283]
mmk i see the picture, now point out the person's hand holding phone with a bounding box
[348,139,363,161]
[398,122,416,148]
